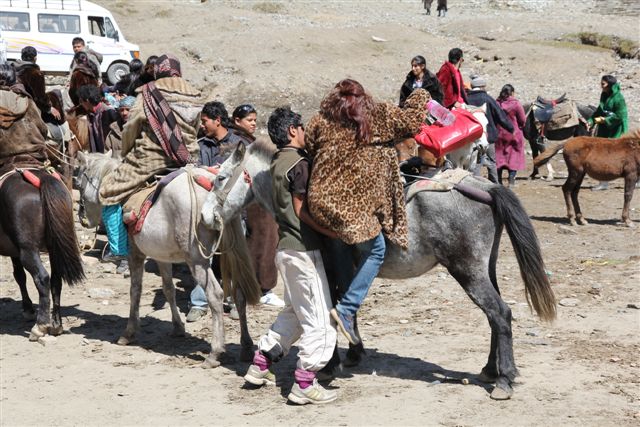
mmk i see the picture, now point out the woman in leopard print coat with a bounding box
[305,79,428,344]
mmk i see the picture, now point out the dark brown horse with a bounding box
[534,130,640,226]
[0,170,85,339]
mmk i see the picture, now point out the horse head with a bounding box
[201,142,250,230]
[201,139,277,231]
[75,151,119,228]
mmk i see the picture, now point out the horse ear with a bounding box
[233,142,246,162]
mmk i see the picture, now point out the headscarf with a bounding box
[118,96,136,109]
[141,54,190,165]
[153,54,182,79]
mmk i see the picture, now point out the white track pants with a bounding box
[258,248,336,371]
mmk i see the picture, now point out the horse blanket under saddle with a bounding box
[405,168,471,202]
[530,96,580,132]
[121,166,216,234]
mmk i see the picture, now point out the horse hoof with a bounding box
[29,324,48,341]
[49,325,64,336]
[116,336,133,346]
[477,370,497,383]
[490,385,513,400]
[22,311,36,321]
[201,356,221,369]
[569,219,577,226]
[240,346,254,362]
[578,218,589,225]
[624,220,635,228]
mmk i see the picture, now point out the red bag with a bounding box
[414,109,484,158]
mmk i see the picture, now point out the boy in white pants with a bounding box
[243,107,338,405]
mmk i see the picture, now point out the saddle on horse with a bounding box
[531,93,579,133]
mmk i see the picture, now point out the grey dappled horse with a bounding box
[201,140,557,400]
[75,152,261,367]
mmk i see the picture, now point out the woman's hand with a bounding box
[594,116,605,125]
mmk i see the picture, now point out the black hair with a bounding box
[21,46,38,62]
[411,55,426,66]
[129,58,144,74]
[77,85,102,106]
[498,84,515,101]
[267,107,302,148]
[145,55,159,66]
[0,64,17,86]
[448,48,464,64]
[601,74,617,87]
[232,104,257,120]
[72,37,85,46]
[202,101,230,127]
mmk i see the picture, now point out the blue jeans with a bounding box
[190,255,222,309]
[190,285,208,309]
[330,233,386,318]
[101,205,128,256]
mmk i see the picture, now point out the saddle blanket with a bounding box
[121,166,217,234]
[405,168,471,203]
[532,100,580,132]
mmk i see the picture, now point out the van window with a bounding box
[104,17,117,39]
[87,16,105,37]
[38,13,80,34]
[0,12,30,32]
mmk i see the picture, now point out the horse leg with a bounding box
[195,262,225,368]
[48,272,64,336]
[562,171,581,226]
[20,250,51,341]
[157,262,185,337]
[117,246,145,346]
[545,162,555,181]
[11,257,35,321]
[450,267,517,400]
[344,315,366,367]
[622,173,637,227]
[234,284,254,362]
[571,172,588,225]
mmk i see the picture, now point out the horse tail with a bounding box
[533,139,567,168]
[219,216,262,305]
[488,186,556,321]
[40,173,85,286]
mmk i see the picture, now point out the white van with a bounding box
[0,0,140,83]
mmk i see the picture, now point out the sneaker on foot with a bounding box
[102,250,126,263]
[330,308,359,345]
[116,260,129,275]
[244,364,276,386]
[260,291,285,307]
[288,379,337,405]
[186,306,207,323]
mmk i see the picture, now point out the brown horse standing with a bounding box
[0,170,84,339]
[534,130,640,226]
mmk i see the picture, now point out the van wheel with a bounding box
[107,62,130,85]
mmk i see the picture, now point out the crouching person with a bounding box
[244,107,338,405]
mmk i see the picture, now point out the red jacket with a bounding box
[436,61,467,109]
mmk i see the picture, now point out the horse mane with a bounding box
[247,137,277,163]
[84,152,120,180]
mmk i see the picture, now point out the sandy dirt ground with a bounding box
[2,1,640,426]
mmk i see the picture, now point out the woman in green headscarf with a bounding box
[588,74,629,191]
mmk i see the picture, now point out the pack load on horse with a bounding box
[523,93,590,180]
[202,139,557,400]
[0,64,84,341]
[395,102,486,181]
[533,129,640,227]
[75,55,262,367]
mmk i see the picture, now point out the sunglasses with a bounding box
[236,104,256,114]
